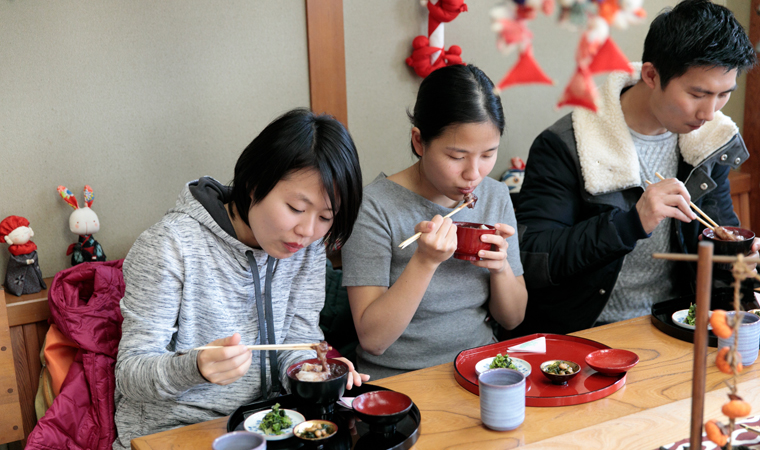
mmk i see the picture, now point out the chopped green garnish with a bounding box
[489,353,517,370]
[685,303,697,326]
[259,403,292,435]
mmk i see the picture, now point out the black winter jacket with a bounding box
[514,83,748,336]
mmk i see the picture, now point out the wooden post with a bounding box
[690,241,714,449]
[305,0,348,128]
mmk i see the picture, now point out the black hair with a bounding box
[408,64,505,157]
[642,0,757,88]
[230,108,363,250]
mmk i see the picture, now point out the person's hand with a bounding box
[470,223,513,274]
[196,333,252,386]
[335,357,370,389]
[636,178,697,234]
[413,215,457,266]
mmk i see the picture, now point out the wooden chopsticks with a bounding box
[189,343,317,352]
[398,198,476,249]
[644,173,716,231]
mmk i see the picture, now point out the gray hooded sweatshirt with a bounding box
[113,178,326,449]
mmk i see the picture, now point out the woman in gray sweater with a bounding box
[113,109,368,448]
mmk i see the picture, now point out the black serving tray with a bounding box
[650,287,759,348]
[227,383,420,450]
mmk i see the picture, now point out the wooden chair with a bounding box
[1,279,52,449]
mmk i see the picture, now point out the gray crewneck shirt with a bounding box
[598,129,679,323]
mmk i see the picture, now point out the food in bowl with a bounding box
[543,360,576,375]
[294,420,337,440]
[685,303,697,326]
[714,226,746,241]
[540,359,581,385]
[295,362,345,382]
[488,353,517,370]
[258,403,292,435]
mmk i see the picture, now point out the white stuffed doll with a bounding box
[57,185,106,266]
[1,215,47,296]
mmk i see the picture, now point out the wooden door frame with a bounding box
[743,0,760,230]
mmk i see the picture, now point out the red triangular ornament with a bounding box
[588,38,633,75]
[556,68,598,111]
[496,47,553,91]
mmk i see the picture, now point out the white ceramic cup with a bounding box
[478,368,526,431]
[212,431,267,450]
[717,311,760,366]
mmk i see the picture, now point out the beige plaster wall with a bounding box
[0,1,753,281]
[344,0,752,185]
[0,1,310,279]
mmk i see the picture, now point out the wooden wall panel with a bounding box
[305,0,348,127]
[742,0,760,230]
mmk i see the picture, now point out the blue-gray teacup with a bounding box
[212,431,266,450]
[478,368,526,431]
[717,311,760,366]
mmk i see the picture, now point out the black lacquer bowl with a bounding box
[702,226,755,256]
[287,358,348,415]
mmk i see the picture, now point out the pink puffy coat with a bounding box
[26,259,124,450]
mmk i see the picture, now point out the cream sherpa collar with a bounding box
[572,63,739,196]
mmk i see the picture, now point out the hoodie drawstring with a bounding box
[246,251,281,398]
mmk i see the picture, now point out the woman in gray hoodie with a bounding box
[113,109,367,449]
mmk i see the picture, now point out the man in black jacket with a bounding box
[515,0,758,335]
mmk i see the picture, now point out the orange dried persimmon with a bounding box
[705,419,728,447]
[722,399,751,419]
[715,347,742,374]
[710,310,733,339]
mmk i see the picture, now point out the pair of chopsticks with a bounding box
[184,343,318,353]
[644,172,718,231]
[398,197,476,249]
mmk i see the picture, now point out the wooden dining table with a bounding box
[130,315,760,449]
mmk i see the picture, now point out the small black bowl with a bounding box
[353,391,413,436]
[287,358,348,415]
[702,226,755,256]
[540,360,581,385]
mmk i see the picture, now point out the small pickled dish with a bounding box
[540,360,581,385]
[293,420,338,441]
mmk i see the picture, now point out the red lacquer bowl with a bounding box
[453,222,495,261]
[353,391,413,432]
[585,349,639,375]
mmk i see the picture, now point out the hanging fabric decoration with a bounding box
[555,0,645,112]
[490,1,555,92]
[405,0,468,78]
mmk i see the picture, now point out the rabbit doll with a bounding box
[57,185,106,266]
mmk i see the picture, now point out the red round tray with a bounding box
[454,333,627,407]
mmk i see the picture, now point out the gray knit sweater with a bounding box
[113,179,326,449]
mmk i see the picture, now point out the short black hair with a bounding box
[230,108,363,250]
[643,0,757,88]
[409,64,505,157]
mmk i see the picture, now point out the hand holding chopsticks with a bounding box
[398,197,476,249]
[655,172,718,229]
[643,172,717,231]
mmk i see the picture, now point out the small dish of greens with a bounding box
[243,403,305,441]
[475,354,532,377]
[672,306,712,331]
